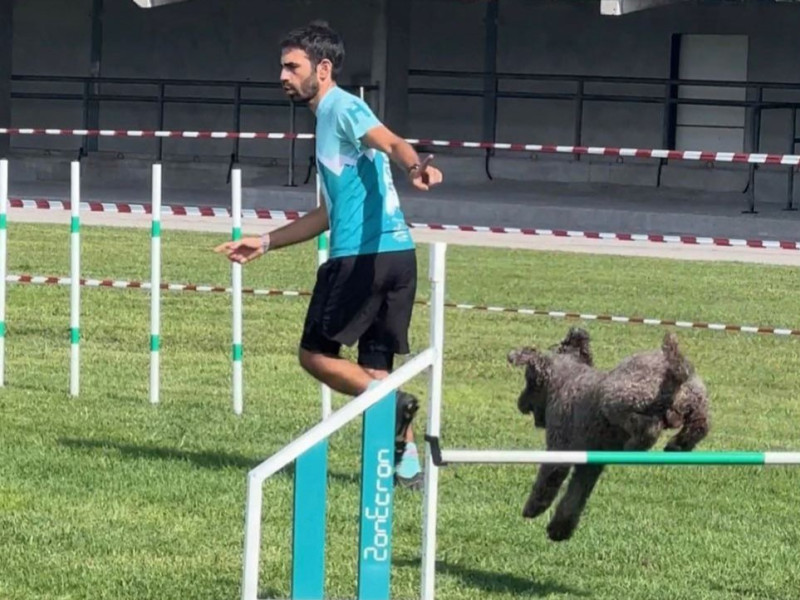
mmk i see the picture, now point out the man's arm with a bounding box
[214,204,328,264]
[267,204,329,250]
[361,124,443,191]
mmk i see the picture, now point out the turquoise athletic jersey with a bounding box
[315,86,415,258]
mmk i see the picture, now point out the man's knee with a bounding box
[363,367,389,380]
[299,347,325,376]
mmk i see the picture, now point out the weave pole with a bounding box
[149,164,162,405]
[316,172,332,419]
[0,159,7,387]
[69,161,80,397]
[231,167,243,415]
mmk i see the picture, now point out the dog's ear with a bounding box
[556,327,593,366]
[508,346,539,367]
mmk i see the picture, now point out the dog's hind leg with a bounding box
[622,416,663,450]
[602,406,663,451]
[522,464,571,519]
[546,465,604,541]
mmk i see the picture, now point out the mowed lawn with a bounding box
[2,222,800,600]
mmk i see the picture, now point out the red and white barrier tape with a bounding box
[9,273,799,338]
[2,128,799,165]
[10,197,800,251]
[0,128,315,141]
[9,198,305,221]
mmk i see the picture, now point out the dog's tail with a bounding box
[661,332,693,387]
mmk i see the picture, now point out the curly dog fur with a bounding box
[508,327,710,541]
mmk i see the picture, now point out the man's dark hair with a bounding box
[280,20,345,77]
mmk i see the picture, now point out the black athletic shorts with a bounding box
[300,249,417,371]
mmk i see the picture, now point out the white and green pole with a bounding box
[316,172,332,419]
[231,167,243,415]
[0,159,7,387]
[149,163,162,405]
[436,449,800,466]
[69,160,80,397]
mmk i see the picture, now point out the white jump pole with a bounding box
[0,159,7,387]
[69,160,80,397]
[149,163,162,405]
[421,242,447,600]
[231,167,243,415]
[316,172,332,419]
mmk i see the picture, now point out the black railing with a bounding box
[9,71,800,212]
[409,69,800,212]
[10,74,378,186]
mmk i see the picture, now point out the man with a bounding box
[215,20,443,489]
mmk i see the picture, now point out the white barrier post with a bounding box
[316,172,332,419]
[69,160,80,397]
[231,167,243,415]
[421,242,447,600]
[0,159,7,387]
[149,163,162,405]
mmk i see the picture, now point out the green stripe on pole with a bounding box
[586,451,765,466]
[232,227,242,242]
[150,334,160,352]
[0,322,5,337]
[317,233,328,250]
[70,217,80,233]
[232,344,243,361]
[70,328,80,344]
[0,214,6,229]
[151,221,161,237]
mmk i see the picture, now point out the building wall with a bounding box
[9,0,800,190]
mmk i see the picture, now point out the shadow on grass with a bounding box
[394,556,587,598]
[58,437,362,484]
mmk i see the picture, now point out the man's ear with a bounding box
[316,58,333,81]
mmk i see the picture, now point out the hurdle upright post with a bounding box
[231,167,243,415]
[69,160,81,397]
[316,171,332,419]
[149,163,162,405]
[0,159,7,387]
[421,242,447,600]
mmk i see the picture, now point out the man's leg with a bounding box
[298,348,376,397]
[360,366,420,489]
[299,348,421,488]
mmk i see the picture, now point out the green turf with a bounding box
[2,222,800,600]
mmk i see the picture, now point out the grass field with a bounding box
[2,221,800,600]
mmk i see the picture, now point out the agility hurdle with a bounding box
[236,239,800,600]
[419,420,800,599]
[240,242,447,600]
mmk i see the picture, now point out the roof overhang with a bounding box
[131,0,193,8]
[601,0,689,15]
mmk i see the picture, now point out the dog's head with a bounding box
[550,327,593,366]
[508,328,593,428]
[507,345,552,428]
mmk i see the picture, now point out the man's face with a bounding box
[280,48,319,101]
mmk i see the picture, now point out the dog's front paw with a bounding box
[522,500,548,519]
[547,517,577,541]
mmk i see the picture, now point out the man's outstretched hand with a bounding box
[214,237,265,264]
[408,154,443,191]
